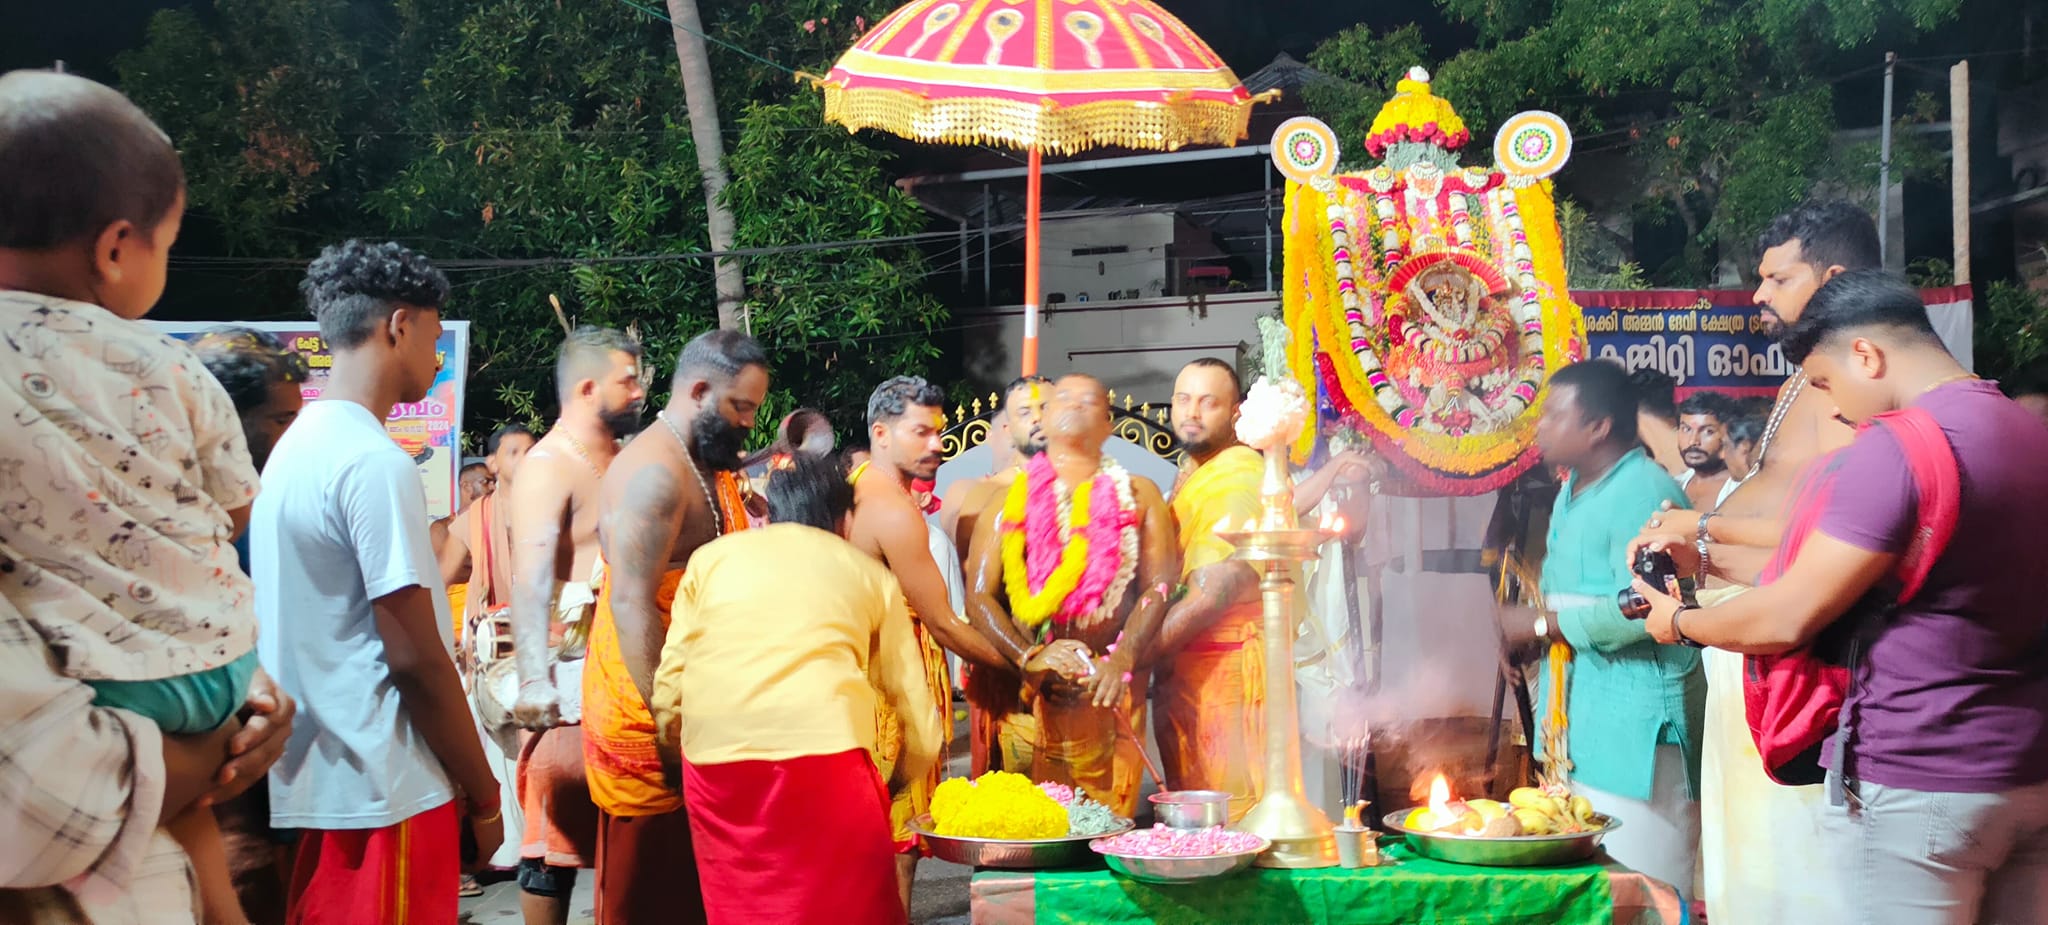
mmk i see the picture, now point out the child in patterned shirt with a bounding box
[0,70,263,924]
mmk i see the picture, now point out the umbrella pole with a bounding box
[1022,148,1043,376]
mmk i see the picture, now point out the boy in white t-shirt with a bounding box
[254,240,501,922]
[0,70,268,924]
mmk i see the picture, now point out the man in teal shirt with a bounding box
[1527,360,1702,899]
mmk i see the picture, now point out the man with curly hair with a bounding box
[847,376,1011,912]
[254,240,502,923]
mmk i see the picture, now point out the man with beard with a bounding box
[504,326,647,925]
[1630,200,1878,924]
[1675,392,1738,510]
[941,376,1049,554]
[849,376,1012,910]
[580,329,766,925]
[1144,358,1269,820]
[965,374,1178,817]
[943,377,1050,778]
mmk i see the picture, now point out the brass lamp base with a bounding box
[1239,791,1339,868]
[1221,516,1341,871]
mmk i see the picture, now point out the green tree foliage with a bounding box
[115,0,939,445]
[1978,279,2048,385]
[1302,0,1966,283]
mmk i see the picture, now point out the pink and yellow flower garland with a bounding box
[1001,453,1139,633]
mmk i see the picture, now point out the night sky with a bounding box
[2,0,1424,79]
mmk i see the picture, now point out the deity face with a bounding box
[1172,364,1241,458]
[1044,374,1112,451]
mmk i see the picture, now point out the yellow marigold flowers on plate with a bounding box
[929,771,1069,840]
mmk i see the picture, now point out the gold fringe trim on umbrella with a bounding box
[821,84,1277,155]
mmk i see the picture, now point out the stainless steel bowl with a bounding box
[1148,790,1232,829]
[1382,810,1622,867]
[910,814,1134,869]
[1092,835,1271,884]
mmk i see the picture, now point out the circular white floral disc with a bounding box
[1494,111,1573,180]
[1272,117,1340,184]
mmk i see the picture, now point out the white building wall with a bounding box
[961,291,1276,403]
[1038,212,1174,303]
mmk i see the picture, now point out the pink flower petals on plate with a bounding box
[1091,824,1266,858]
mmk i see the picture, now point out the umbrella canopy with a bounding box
[820,0,1268,155]
[817,0,1273,374]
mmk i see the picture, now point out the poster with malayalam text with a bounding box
[148,320,471,519]
[1575,286,1974,399]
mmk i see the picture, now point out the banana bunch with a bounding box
[1506,786,1599,835]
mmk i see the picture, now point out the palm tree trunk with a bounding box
[664,0,747,330]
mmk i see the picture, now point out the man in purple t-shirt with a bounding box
[1635,269,2048,924]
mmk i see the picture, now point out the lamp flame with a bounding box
[1427,773,1452,820]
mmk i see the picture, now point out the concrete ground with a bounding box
[460,711,977,925]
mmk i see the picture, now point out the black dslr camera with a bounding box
[1618,547,1693,620]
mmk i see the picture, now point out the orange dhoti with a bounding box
[584,569,688,817]
[1154,606,1265,822]
[966,664,1037,777]
[872,618,952,852]
[584,569,708,924]
[1030,670,1148,818]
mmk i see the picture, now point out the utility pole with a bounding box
[1950,59,1972,288]
[1879,51,1896,268]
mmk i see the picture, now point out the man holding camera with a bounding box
[1504,360,1702,899]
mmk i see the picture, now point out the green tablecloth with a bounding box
[970,844,1685,925]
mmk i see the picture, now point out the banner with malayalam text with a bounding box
[1575,286,1973,398]
[148,320,471,519]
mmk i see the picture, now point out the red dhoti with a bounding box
[683,749,904,925]
[285,801,457,925]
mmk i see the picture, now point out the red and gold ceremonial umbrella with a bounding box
[817,0,1274,375]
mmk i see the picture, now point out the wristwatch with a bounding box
[1672,604,1706,649]
[1694,513,1718,581]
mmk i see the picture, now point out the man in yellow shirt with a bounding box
[651,455,940,925]
[1152,358,1268,821]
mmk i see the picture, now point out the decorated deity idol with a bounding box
[1273,67,1587,493]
